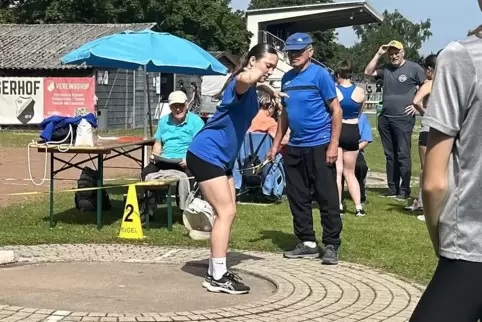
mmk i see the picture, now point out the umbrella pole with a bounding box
[142,66,149,168]
[143,66,148,139]
[145,70,153,137]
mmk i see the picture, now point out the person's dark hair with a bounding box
[335,60,353,79]
[214,43,277,100]
[424,54,437,70]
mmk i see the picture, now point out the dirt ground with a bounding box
[0,147,144,206]
[0,146,406,208]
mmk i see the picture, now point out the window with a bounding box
[159,73,174,101]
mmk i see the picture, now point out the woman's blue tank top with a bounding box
[337,84,362,119]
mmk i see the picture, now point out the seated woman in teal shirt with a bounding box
[141,90,204,188]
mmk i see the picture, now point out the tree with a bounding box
[141,0,251,55]
[1,0,251,56]
[311,29,339,68]
[248,0,338,66]
[350,10,432,72]
[0,0,20,22]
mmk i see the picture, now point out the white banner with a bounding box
[0,77,44,125]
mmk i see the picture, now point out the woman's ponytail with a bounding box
[213,53,249,100]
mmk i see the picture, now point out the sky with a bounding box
[231,0,482,54]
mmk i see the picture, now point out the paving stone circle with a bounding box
[0,244,424,322]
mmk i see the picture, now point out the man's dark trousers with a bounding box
[284,143,342,248]
[377,114,415,196]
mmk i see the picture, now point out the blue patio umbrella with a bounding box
[61,29,227,75]
[61,29,228,137]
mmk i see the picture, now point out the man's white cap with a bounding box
[168,91,187,105]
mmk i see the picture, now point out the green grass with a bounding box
[364,116,422,177]
[0,117,435,285]
[0,130,42,148]
[0,128,147,148]
[0,118,423,177]
[0,186,435,285]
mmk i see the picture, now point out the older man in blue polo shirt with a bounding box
[141,90,204,186]
[269,33,343,265]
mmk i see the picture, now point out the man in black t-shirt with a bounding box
[364,40,426,200]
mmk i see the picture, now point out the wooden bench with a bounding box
[136,178,180,231]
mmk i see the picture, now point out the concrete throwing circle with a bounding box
[1,262,276,313]
[0,244,424,322]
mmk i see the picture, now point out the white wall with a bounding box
[247,4,364,84]
[269,59,292,84]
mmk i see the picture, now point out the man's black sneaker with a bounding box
[321,245,338,265]
[206,271,250,295]
[379,191,397,198]
[355,209,366,217]
[202,274,212,288]
[283,243,319,259]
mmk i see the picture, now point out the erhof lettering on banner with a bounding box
[0,77,95,125]
[0,77,44,125]
[0,79,42,96]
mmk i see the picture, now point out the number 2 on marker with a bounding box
[124,204,134,222]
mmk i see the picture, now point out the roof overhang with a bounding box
[209,51,239,66]
[0,23,158,70]
[246,1,383,31]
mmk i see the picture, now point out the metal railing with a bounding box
[310,57,334,74]
[258,30,286,52]
[258,30,288,61]
[364,92,383,111]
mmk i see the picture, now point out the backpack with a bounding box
[74,167,112,212]
[51,124,77,143]
[239,133,269,187]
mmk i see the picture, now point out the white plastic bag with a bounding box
[75,118,94,147]
[182,196,215,240]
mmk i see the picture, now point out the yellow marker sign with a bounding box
[119,185,144,239]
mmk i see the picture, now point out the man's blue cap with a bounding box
[284,32,313,51]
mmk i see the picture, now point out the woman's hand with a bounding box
[273,90,289,99]
[257,82,289,105]
[272,91,289,105]
[242,66,265,82]
[266,146,278,162]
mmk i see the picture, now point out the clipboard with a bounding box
[152,154,183,164]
